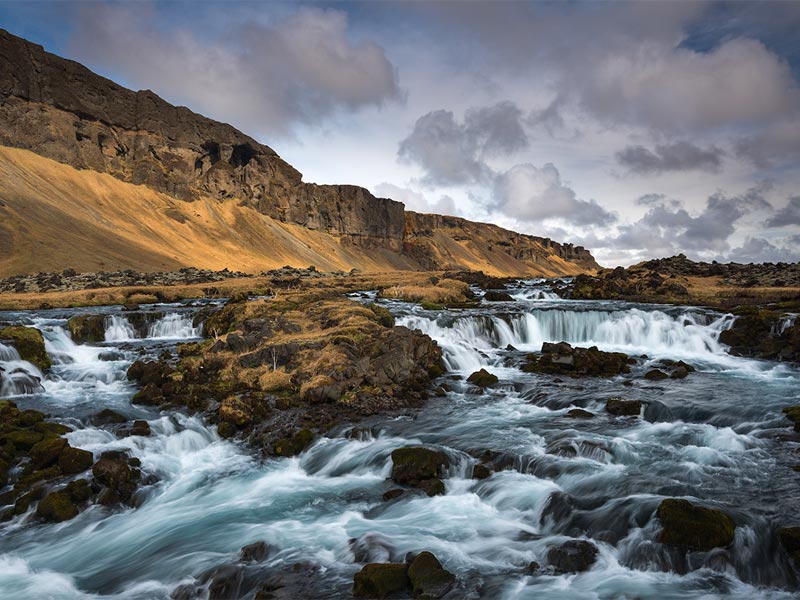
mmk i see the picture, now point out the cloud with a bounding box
[735,119,800,168]
[492,162,615,226]
[766,196,800,227]
[398,101,527,185]
[373,183,457,216]
[726,236,800,263]
[68,4,400,136]
[616,142,724,174]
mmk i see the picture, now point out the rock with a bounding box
[353,563,410,598]
[472,463,492,480]
[92,408,128,425]
[98,351,124,361]
[59,447,94,474]
[273,428,314,457]
[207,565,244,600]
[566,408,594,419]
[131,383,164,406]
[483,290,514,302]
[546,540,599,573]
[350,533,394,564]
[240,540,273,563]
[36,490,79,522]
[416,478,446,497]
[783,406,800,432]
[217,422,236,438]
[670,366,689,379]
[65,479,92,502]
[382,489,406,502]
[466,369,499,388]
[778,527,800,567]
[523,342,632,377]
[407,551,455,599]
[0,326,51,371]
[606,397,642,416]
[644,369,669,381]
[118,420,151,437]
[656,498,735,551]
[66,315,106,344]
[7,429,43,450]
[29,436,68,468]
[391,447,449,486]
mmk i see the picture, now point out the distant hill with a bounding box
[0,29,598,277]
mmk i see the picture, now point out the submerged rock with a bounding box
[546,540,598,573]
[656,498,735,551]
[566,408,594,419]
[407,551,455,599]
[66,314,106,344]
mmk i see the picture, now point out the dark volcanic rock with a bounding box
[606,398,642,416]
[523,342,632,377]
[466,368,499,388]
[407,551,455,599]
[391,447,449,486]
[656,499,735,551]
[353,563,410,598]
[546,540,599,573]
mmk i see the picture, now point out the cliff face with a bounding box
[0,29,597,275]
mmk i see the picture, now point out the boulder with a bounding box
[59,447,94,474]
[0,326,51,371]
[117,420,151,437]
[656,498,735,551]
[91,408,127,425]
[483,290,514,302]
[391,447,449,485]
[546,540,598,573]
[644,369,669,381]
[472,463,492,479]
[29,436,68,468]
[66,315,106,344]
[36,490,79,522]
[416,478,445,497]
[783,406,800,432]
[466,369,499,388]
[353,563,410,599]
[606,397,642,416]
[778,527,800,567]
[566,408,594,419]
[523,342,632,377]
[240,541,273,563]
[407,551,455,599]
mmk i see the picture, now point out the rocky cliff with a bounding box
[0,29,598,275]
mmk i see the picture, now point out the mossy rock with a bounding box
[391,447,449,485]
[34,421,72,436]
[606,398,642,416]
[783,406,800,432]
[92,409,127,425]
[566,408,594,419]
[29,436,68,468]
[16,409,44,427]
[66,315,106,344]
[467,369,498,388]
[778,527,800,567]
[420,300,444,311]
[59,447,94,474]
[353,563,410,598]
[272,428,315,457]
[656,498,735,551]
[66,479,93,503]
[472,464,492,480]
[0,326,51,371]
[483,290,514,302]
[37,490,79,522]
[6,429,44,451]
[416,478,445,497]
[407,551,455,599]
[368,303,395,328]
[644,369,669,381]
[217,421,237,439]
[0,458,8,486]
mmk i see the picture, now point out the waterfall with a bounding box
[104,315,137,342]
[0,342,45,396]
[399,308,735,372]
[147,313,201,339]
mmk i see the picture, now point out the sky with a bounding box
[1,0,799,266]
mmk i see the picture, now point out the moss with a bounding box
[353,563,410,598]
[783,406,800,432]
[656,498,735,551]
[368,303,395,328]
[36,490,79,522]
[391,447,449,485]
[29,436,68,468]
[416,478,445,497]
[420,300,444,311]
[0,326,51,371]
[34,421,72,436]
[65,479,92,503]
[6,429,44,451]
[217,421,237,438]
[58,447,94,474]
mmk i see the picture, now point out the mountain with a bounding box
[0,29,598,277]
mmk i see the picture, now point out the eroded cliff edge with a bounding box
[0,29,598,275]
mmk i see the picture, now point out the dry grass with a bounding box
[379,278,471,304]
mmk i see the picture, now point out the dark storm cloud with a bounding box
[726,236,800,263]
[616,142,725,175]
[492,162,616,227]
[398,101,528,185]
[735,120,800,168]
[766,197,800,227]
[66,3,400,136]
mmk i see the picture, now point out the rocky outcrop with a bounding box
[719,307,800,362]
[656,498,736,551]
[0,29,597,276]
[0,326,51,371]
[522,342,633,377]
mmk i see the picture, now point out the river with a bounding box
[1,281,798,599]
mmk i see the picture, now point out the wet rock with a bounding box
[416,478,445,497]
[783,406,800,432]
[382,488,406,502]
[391,447,449,486]
[240,541,273,563]
[98,350,124,361]
[7,429,44,450]
[117,420,151,437]
[606,397,642,416]
[66,479,93,503]
[92,408,128,425]
[92,457,139,504]
[472,463,492,480]
[778,527,800,567]
[29,436,68,468]
[523,342,632,377]
[644,369,669,381]
[207,565,244,600]
[131,383,165,406]
[566,408,594,419]
[36,490,79,522]
[540,492,574,527]
[546,540,599,573]
[466,369,499,388]
[407,551,455,599]
[483,290,514,302]
[59,447,94,474]
[670,366,689,379]
[0,326,51,371]
[656,499,735,551]
[66,315,106,344]
[353,563,410,598]
[273,428,314,457]
[350,533,394,564]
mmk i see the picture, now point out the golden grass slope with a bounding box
[0,146,417,277]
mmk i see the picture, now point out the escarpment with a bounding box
[0,28,597,276]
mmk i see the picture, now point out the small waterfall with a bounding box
[0,342,45,396]
[147,313,201,339]
[104,315,137,342]
[399,308,735,371]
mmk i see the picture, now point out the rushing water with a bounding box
[1,286,799,599]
